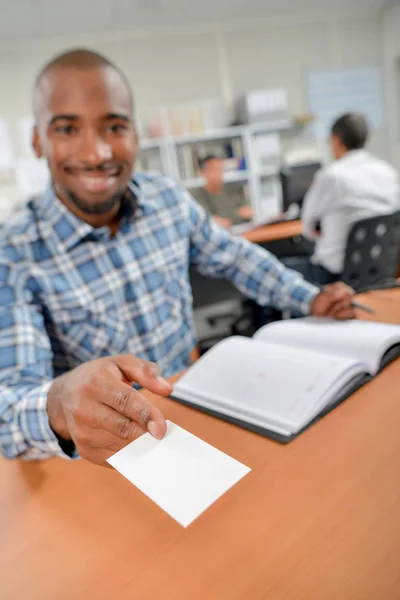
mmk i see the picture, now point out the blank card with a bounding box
[107,421,251,527]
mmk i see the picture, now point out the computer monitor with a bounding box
[280,162,322,214]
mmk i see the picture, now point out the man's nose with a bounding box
[78,130,113,165]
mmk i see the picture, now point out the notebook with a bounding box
[172,318,400,443]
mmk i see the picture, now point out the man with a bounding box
[301,113,399,285]
[0,49,355,466]
[192,155,252,228]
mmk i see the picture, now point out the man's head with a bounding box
[330,113,369,160]
[198,155,224,193]
[33,48,138,224]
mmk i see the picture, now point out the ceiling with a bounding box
[0,0,392,45]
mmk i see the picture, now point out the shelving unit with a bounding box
[181,169,250,190]
[138,117,314,223]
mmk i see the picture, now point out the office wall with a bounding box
[0,11,386,208]
[383,1,400,171]
[224,16,386,162]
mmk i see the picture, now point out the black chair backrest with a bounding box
[189,268,243,309]
[341,211,400,292]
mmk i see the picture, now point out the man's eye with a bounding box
[109,123,128,133]
[55,125,77,135]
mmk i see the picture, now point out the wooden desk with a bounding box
[355,288,400,324]
[243,219,303,244]
[2,292,400,600]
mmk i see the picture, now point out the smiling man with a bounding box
[0,49,355,466]
[33,51,137,228]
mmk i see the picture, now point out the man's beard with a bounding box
[65,188,126,215]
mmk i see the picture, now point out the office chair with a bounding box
[341,211,400,292]
[190,269,281,355]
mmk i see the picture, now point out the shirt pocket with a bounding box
[46,294,129,365]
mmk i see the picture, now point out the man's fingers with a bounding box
[325,295,356,319]
[83,402,148,442]
[332,301,356,320]
[111,355,173,396]
[105,381,167,440]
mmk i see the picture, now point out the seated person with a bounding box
[300,113,399,285]
[192,155,252,228]
[0,49,355,466]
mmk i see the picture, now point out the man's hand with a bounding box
[311,282,356,320]
[237,206,254,221]
[213,215,232,229]
[47,355,173,466]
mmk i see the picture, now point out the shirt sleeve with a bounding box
[182,189,320,314]
[301,169,336,240]
[0,252,76,460]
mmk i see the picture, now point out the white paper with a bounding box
[173,337,365,435]
[107,421,251,527]
[254,317,400,376]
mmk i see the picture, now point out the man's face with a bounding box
[33,65,138,216]
[202,158,224,187]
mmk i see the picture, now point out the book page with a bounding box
[253,318,400,375]
[173,337,368,435]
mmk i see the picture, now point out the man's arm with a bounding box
[181,189,354,319]
[301,169,335,240]
[0,254,171,463]
[182,190,319,315]
[0,255,63,459]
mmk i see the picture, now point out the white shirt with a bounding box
[301,150,400,273]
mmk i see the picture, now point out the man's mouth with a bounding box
[64,166,123,193]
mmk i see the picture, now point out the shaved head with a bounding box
[34,48,133,120]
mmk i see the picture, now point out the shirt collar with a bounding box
[32,177,143,251]
[339,149,369,163]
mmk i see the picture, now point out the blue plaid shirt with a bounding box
[0,173,318,459]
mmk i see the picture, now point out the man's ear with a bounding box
[32,126,42,159]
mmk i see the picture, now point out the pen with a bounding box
[350,300,376,315]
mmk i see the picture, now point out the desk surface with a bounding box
[2,291,400,600]
[243,219,303,244]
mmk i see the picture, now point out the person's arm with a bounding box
[175,186,354,318]
[301,169,335,240]
[185,198,316,315]
[0,254,63,460]
[0,253,171,463]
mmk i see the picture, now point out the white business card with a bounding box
[107,421,251,527]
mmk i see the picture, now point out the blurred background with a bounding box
[0,0,399,223]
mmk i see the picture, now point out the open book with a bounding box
[173,318,400,443]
